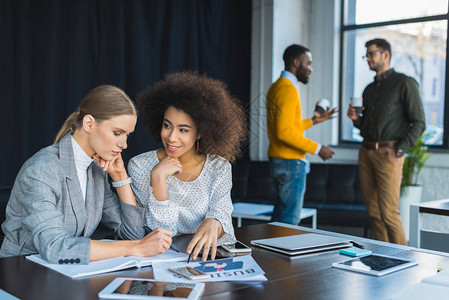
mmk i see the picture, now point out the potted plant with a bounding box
[399,133,431,241]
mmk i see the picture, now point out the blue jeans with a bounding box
[269,158,307,225]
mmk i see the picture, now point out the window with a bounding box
[340,0,448,146]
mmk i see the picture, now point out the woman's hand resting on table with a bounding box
[186,218,224,261]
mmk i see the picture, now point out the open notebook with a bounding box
[27,250,188,278]
[251,233,352,256]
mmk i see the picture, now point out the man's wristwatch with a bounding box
[395,149,404,158]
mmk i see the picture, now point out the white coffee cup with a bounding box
[314,98,330,117]
[351,97,363,115]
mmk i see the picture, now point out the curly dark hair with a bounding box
[137,72,247,163]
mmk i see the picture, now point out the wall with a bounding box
[250,0,311,160]
[250,0,449,202]
[250,0,274,161]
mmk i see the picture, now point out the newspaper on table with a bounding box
[152,255,267,282]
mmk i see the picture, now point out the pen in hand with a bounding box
[143,226,179,253]
[187,252,192,263]
[143,225,152,235]
[187,245,196,263]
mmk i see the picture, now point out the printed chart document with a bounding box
[153,255,267,282]
[26,250,188,278]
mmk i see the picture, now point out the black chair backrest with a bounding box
[231,159,249,201]
[231,160,273,204]
[0,187,12,238]
[304,164,364,206]
[246,161,272,201]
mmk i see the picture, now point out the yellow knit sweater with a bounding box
[266,77,318,159]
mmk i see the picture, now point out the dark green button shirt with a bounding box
[354,68,425,152]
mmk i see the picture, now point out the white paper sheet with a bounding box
[26,250,188,278]
[152,255,267,282]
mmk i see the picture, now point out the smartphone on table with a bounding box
[221,241,252,253]
[169,266,211,280]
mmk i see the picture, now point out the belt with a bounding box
[362,140,397,150]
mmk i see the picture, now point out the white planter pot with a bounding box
[399,185,423,242]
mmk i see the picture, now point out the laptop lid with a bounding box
[251,233,351,252]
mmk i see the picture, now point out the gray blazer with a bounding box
[0,134,145,264]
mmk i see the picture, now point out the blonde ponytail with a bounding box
[53,85,137,144]
[54,111,80,143]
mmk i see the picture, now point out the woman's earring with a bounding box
[196,139,200,153]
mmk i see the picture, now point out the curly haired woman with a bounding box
[129,72,247,261]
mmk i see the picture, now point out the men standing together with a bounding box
[266,40,425,246]
[347,38,425,245]
[266,44,336,225]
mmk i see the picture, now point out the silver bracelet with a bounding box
[111,177,132,188]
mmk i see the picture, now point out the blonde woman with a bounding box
[0,85,172,264]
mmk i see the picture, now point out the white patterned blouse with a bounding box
[128,150,236,245]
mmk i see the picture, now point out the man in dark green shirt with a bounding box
[347,38,425,245]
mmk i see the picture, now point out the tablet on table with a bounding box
[332,254,418,276]
[98,277,205,299]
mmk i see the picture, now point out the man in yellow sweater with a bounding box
[267,44,336,225]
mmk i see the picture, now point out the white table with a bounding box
[232,202,317,228]
[410,199,449,252]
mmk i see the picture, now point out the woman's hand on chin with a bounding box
[93,153,127,180]
[93,154,112,171]
[186,218,224,261]
[153,156,182,179]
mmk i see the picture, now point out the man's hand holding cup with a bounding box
[312,98,338,125]
[347,97,363,121]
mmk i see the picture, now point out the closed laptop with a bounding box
[251,233,352,256]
